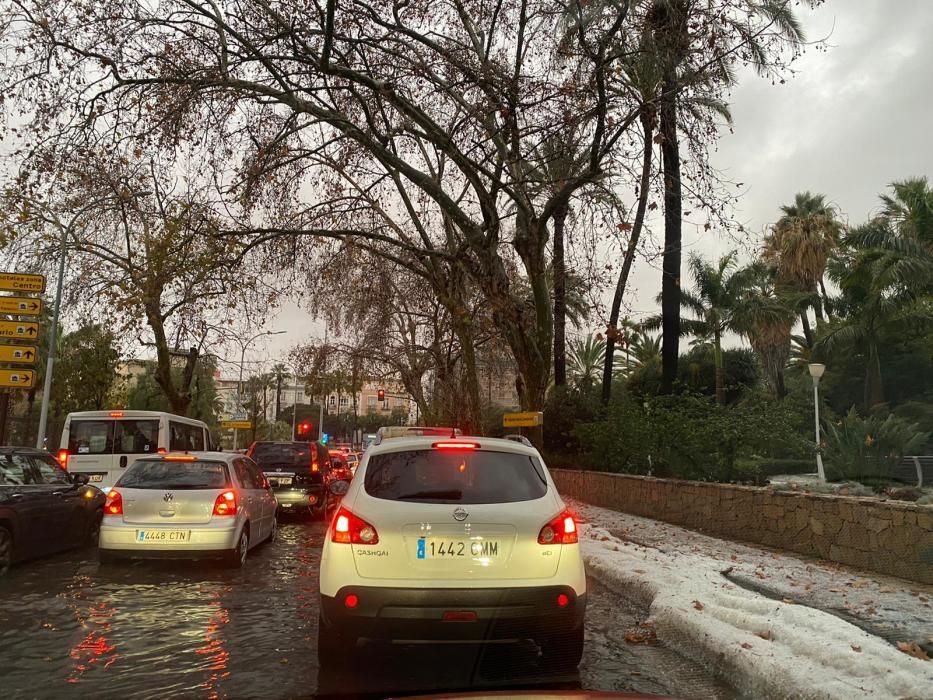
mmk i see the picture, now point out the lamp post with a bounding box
[808,363,826,481]
[231,330,286,450]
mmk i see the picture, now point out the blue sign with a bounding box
[321,433,329,444]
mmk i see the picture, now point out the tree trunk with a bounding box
[659,78,682,395]
[819,278,832,319]
[713,332,725,405]
[450,310,483,436]
[602,111,654,404]
[800,312,814,346]
[275,377,282,422]
[145,303,194,416]
[552,201,569,388]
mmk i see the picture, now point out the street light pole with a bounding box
[809,363,827,481]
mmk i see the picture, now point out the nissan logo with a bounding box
[453,507,468,522]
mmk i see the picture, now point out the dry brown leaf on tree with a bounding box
[896,642,930,661]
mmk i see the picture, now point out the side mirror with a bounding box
[72,473,90,485]
[328,479,350,497]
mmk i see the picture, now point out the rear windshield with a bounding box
[68,419,160,455]
[364,449,548,504]
[116,460,230,490]
[250,443,312,469]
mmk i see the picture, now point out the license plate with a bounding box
[136,530,190,543]
[417,539,499,559]
[274,477,292,486]
[89,474,104,482]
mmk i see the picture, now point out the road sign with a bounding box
[0,321,39,339]
[230,412,249,421]
[0,272,45,293]
[503,411,544,428]
[0,369,35,388]
[221,420,252,430]
[0,345,37,364]
[0,296,43,316]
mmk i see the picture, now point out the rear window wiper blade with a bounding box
[396,490,463,500]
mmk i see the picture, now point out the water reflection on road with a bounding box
[0,519,735,699]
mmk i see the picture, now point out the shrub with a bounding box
[543,384,601,453]
[823,407,930,483]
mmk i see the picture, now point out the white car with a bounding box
[99,452,278,567]
[318,436,586,667]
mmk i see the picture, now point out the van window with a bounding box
[68,420,113,455]
[169,421,204,451]
[115,420,160,455]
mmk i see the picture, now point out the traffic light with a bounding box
[295,421,313,441]
[377,388,385,401]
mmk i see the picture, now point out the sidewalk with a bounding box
[570,498,933,699]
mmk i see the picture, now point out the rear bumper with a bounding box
[321,585,585,641]
[273,485,324,511]
[99,520,239,554]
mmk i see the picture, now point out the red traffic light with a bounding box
[296,422,313,441]
[377,388,385,401]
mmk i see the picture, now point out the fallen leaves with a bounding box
[624,623,658,645]
[633,569,646,574]
[782,598,796,605]
[878,586,896,593]
[740,642,753,650]
[829,587,845,593]
[896,642,930,661]
[693,600,705,611]
[851,645,862,653]
[850,579,870,589]
[756,630,772,641]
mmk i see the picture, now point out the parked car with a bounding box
[59,410,214,491]
[98,452,277,567]
[247,441,332,519]
[318,437,585,667]
[0,447,105,575]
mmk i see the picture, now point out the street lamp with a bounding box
[35,190,151,449]
[230,330,286,449]
[808,363,826,482]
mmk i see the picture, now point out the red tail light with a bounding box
[432,441,480,450]
[311,461,319,473]
[104,489,123,515]
[331,507,379,544]
[57,449,69,470]
[213,490,237,516]
[538,509,577,544]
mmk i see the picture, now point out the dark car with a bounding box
[0,447,105,575]
[246,441,332,519]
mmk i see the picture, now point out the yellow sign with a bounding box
[0,345,37,364]
[0,369,35,388]
[503,411,544,428]
[0,296,42,316]
[221,420,252,430]
[0,272,45,293]
[0,321,39,339]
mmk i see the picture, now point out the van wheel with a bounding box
[225,528,249,568]
[318,614,356,665]
[0,526,13,576]
[539,624,584,671]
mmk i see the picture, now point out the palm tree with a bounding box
[764,192,843,342]
[270,363,290,422]
[568,334,606,388]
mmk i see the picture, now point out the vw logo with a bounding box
[163,492,174,502]
[452,507,468,522]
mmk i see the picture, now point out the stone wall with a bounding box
[551,469,933,584]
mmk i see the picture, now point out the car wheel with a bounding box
[317,614,357,665]
[539,624,584,671]
[267,517,278,544]
[0,526,13,576]
[225,528,249,568]
[86,510,102,547]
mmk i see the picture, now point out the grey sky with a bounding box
[257,0,933,371]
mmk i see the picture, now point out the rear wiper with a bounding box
[396,490,462,500]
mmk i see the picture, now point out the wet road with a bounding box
[0,520,737,699]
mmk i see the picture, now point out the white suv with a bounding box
[318,436,586,667]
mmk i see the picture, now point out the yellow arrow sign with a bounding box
[0,272,46,293]
[0,345,37,364]
[0,296,43,316]
[503,411,544,428]
[0,321,39,339]
[221,420,253,430]
[0,369,35,388]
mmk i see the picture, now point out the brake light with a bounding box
[109,411,124,418]
[104,490,123,515]
[212,490,237,516]
[164,454,196,461]
[331,507,379,544]
[57,449,69,470]
[538,509,578,544]
[311,461,319,473]
[432,441,480,450]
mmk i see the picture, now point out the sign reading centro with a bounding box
[502,411,544,428]
[0,272,46,293]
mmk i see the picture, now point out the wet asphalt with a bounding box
[0,519,737,699]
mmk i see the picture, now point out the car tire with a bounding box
[99,550,119,565]
[266,517,278,545]
[225,527,249,568]
[0,526,13,576]
[539,624,584,671]
[86,510,103,547]
[317,614,357,665]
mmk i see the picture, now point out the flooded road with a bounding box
[0,519,737,699]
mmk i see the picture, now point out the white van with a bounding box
[59,410,215,491]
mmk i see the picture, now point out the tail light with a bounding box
[57,449,69,470]
[538,509,577,544]
[432,441,480,450]
[212,490,237,516]
[311,461,319,473]
[331,507,379,544]
[104,489,123,516]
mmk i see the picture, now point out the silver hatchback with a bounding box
[99,452,278,567]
